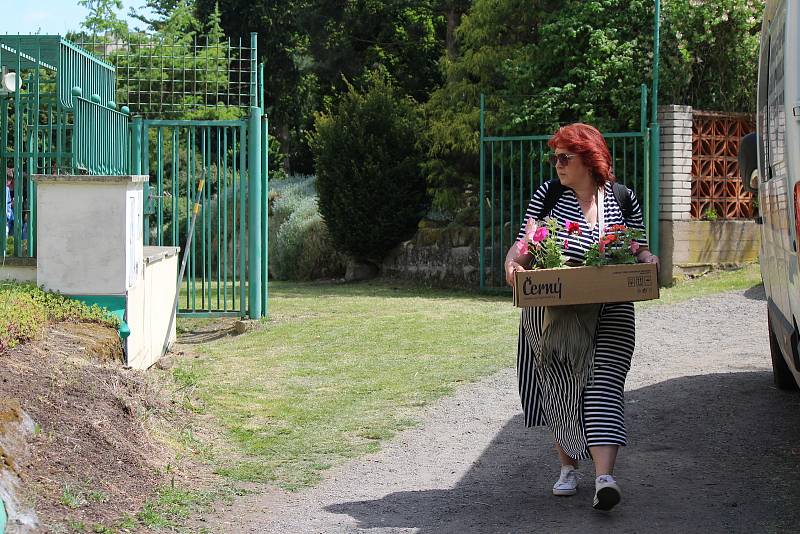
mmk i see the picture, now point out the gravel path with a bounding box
[199,286,800,533]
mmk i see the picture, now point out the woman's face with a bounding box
[554,146,593,190]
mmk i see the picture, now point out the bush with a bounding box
[311,72,428,263]
[269,175,348,280]
[0,282,119,353]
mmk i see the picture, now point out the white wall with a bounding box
[126,247,178,370]
[34,175,145,295]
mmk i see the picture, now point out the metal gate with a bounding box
[478,85,657,289]
[131,110,267,318]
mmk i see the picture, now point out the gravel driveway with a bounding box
[199,285,800,533]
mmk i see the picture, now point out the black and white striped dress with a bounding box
[516,180,647,460]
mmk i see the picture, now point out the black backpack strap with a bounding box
[612,182,634,221]
[538,178,566,219]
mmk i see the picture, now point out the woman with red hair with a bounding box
[504,123,658,511]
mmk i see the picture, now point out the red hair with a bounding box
[548,123,615,186]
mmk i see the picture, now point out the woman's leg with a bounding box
[556,440,579,467]
[589,445,618,476]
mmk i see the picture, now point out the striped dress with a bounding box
[516,180,647,460]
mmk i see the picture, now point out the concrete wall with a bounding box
[658,106,760,281]
[33,174,175,370]
[0,258,36,282]
[34,175,145,295]
[660,220,760,277]
[126,247,178,370]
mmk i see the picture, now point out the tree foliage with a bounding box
[75,0,764,224]
[424,0,762,213]
[196,0,452,174]
[660,0,762,113]
[78,0,129,37]
[311,73,428,262]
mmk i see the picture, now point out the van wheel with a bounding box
[768,313,799,390]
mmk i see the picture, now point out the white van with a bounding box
[740,0,800,389]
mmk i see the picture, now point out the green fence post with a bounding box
[248,106,262,319]
[259,62,269,315]
[639,84,650,240]
[649,0,662,260]
[131,117,143,175]
[261,114,269,316]
[479,94,486,290]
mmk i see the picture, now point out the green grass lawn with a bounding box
[174,264,763,491]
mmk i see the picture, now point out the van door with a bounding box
[760,2,794,343]
[782,2,800,346]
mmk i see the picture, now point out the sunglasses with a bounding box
[548,153,577,167]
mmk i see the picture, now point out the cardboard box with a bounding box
[513,263,659,307]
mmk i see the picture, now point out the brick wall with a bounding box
[657,105,759,281]
[659,105,693,221]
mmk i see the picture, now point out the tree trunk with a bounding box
[446,10,461,60]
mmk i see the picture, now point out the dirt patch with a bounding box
[0,321,192,531]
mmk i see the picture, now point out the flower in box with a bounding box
[514,218,572,269]
[584,224,644,266]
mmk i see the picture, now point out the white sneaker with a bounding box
[593,474,621,511]
[552,465,579,496]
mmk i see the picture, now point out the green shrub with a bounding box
[269,175,348,281]
[311,71,428,263]
[0,282,119,352]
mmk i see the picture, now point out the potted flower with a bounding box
[512,221,658,308]
[514,218,569,269]
[584,224,645,266]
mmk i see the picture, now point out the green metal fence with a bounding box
[1,35,126,258]
[126,34,268,319]
[479,85,655,289]
[133,118,252,317]
[2,33,269,319]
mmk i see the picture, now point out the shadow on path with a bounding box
[743,283,766,301]
[328,372,800,533]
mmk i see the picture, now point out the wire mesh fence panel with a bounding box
[78,34,257,119]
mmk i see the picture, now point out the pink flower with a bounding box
[532,226,549,243]
[630,241,640,254]
[599,241,606,254]
[515,239,527,255]
[563,239,569,250]
[524,218,538,242]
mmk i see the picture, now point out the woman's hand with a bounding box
[637,250,660,271]
[505,259,526,287]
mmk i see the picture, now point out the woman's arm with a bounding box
[505,245,532,287]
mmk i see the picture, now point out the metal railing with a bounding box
[0,35,116,110]
[1,35,118,258]
[72,94,130,175]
